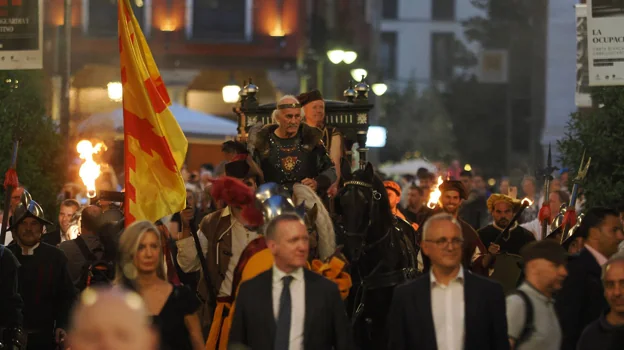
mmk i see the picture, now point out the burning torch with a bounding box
[426,176,444,209]
[76,140,106,202]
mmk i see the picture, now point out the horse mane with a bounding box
[292,183,336,260]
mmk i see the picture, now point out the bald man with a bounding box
[250,95,336,195]
[67,287,158,350]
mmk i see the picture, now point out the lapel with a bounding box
[580,248,602,278]
[463,271,479,346]
[262,268,277,341]
[303,269,315,347]
[215,212,234,271]
[417,274,437,347]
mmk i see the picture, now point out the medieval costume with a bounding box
[478,194,536,256]
[251,117,336,194]
[175,160,262,338]
[418,181,488,276]
[205,182,351,350]
[298,90,343,158]
[0,244,24,349]
[7,201,76,350]
[384,181,420,247]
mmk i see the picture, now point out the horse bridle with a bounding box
[339,180,384,263]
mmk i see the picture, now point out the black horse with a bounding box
[333,162,419,350]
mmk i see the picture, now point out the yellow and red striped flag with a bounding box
[118,0,187,225]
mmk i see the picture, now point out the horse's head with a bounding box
[304,203,319,258]
[334,162,392,262]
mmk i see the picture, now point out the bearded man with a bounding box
[251,95,336,195]
[419,181,488,275]
[478,194,536,258]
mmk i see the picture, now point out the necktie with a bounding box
[275,275,294,350]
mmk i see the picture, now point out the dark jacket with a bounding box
[576,311,624,350]
[387,269,509,350]
[229,268,353,350]
[555,247,608,350]
[0,245,23,328]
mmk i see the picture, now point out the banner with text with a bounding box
[0,0,42,70]
[576,4,592,106]
[587,0,624,86]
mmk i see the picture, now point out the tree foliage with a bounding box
[378,80,457,164]
[0,70,66,216]
[558,87,624,209]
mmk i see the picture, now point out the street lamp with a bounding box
[371,83,388,96]
[350,68,367,81]
[107,82,122,102]
[342,51,357,64]
[222,81,241,103]
[327,49,345,64]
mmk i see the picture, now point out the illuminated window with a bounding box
[186,0,252,42]
[82,0,151,37]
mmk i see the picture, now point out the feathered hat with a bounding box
[209,176,264,228]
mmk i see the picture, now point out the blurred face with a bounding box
[68,295,157,350]
[419,177,431,189]
[10,187,24,211]
[460,176,472,193]
[59,204,79,233]
[386,189,401,210]
[560,172,569,187]
[422,219,463,269]
[133,231,161,275]
[550,178,562,192]
[440,190,462,215]
[604,261,624,313]
[522,179,536,196]
[528,258,568,294]
[275,100,302,136]
[549,192,563,217]
[268,219,309,272]
[185,190,195,208]
[568,237,584,255]
[473,176,486,192]
[492,201,513,228]
[243,177,258,192]
[590,215,624,258]
[303,100,325,127]
[17,217,43,247]
[499,180,510,195]
[408,188,422,208]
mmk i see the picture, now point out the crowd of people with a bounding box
[1,89,623,350]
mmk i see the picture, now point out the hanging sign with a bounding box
[0,0,43,70]
[587,0,624,86]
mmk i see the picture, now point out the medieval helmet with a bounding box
[561,213,585,247]
[254,183,305,223]
[550,203,568,233]
[9,199,53,231]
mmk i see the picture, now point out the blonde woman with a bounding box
[115,220,204,350]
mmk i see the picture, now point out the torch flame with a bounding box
[521,197,533,206]
[76,140,105,198]
[427,176,444,209]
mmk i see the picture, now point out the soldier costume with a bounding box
[251,101,337,194]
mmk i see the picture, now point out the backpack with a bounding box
[513,289,535,347]
[75,236,114,291]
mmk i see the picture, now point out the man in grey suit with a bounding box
[229,213,352,350]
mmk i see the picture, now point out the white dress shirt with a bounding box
[584,244,608,266]
[272,265,305,350]
[430,266,465,350]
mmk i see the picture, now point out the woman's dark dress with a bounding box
[152,285,201,350]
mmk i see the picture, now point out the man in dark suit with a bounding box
[555,207,624,350]
[388,212,509,350]
[229,213,352,350]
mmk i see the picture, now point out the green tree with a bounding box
[0,70,66,216]
[379,80,457,164]
[558,87,624,209]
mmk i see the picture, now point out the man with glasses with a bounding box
[555,207,624,350]
[250,95,336,195]
[388,213,509,350]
